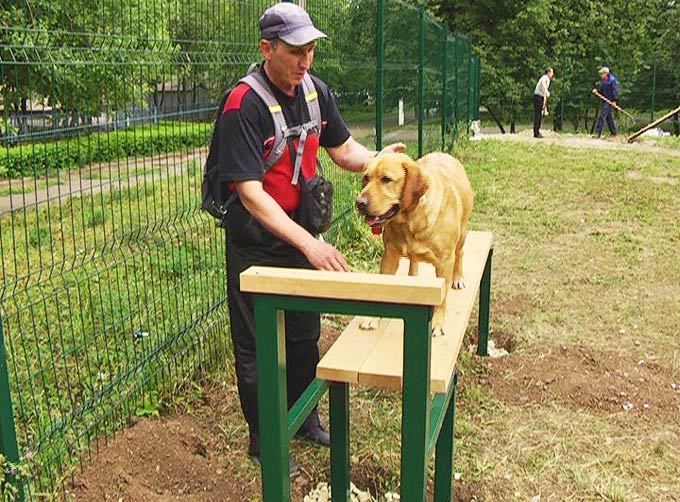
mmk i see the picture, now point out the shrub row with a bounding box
[0,122,212,179]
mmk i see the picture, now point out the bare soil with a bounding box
[478,345,680,417]
[480,129,680,157]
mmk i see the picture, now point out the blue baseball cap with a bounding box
[260,3,327,46]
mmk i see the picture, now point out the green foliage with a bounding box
[0,122,211,178]
[430,0,680,128]
[0,455,29,502]
[135,392,161,418]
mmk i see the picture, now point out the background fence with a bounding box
[0,0,479,498]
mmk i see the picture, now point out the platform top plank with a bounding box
[318,230,493,393]
[240,266,446,306]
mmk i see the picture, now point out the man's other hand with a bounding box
[303,239,350,272]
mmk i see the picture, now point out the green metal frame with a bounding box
[251,246,493,501]
[376,0,385,150]
[477,248,493,357]
[0,315,24,501]
[417,4,425,158]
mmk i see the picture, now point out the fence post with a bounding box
[452,36,458,135]
[376,0,385,150]
[651,56,657,122]
[560,54,566,132]
[0,315,24,501]
[417,4,425,158]
[441,25,448,151]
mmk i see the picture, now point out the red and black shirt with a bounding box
[217,67,350,213]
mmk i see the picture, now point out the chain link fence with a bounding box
[0,0,479,498]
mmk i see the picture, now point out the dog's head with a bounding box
[355,153,428,230]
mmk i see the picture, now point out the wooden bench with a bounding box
[317,230,494,392]
[239,230,494,502]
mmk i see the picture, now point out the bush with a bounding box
[0,122,212,179]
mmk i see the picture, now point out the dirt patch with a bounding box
[481,346,680,416]
[482,131,680,157]
[628,169,677,185]
[67,416,257,502]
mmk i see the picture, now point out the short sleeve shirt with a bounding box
[217,67,350,189]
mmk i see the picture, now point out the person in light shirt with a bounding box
[532,67,553,138]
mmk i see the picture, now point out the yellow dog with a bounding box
[356,152,474,337]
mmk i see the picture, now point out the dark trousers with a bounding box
[596,103,617,135]
[224,202,321,454]
[533,94,545,136]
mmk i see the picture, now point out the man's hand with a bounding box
[611,101,618,108]
[302,238,350,272]
[378,142,407,156]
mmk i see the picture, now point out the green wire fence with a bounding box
[0,0,479,498]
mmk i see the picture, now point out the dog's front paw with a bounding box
[360,318,380,331]
[452,277,466,289]
[431,323,445,337]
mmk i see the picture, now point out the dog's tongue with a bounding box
[371,226,383,235]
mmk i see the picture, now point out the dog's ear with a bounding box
[400,158,428,211]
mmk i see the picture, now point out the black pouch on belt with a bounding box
[286,137,334,235]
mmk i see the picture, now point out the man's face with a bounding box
[600,72,608,81]
[547,69,554,79]
[261,39,316,89]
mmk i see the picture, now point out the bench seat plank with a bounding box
[240,266,446,306]
[318,231,493,393]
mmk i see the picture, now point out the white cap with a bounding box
[598,66,610,74]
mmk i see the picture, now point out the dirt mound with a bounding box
[481,346,680,416]
[67,416,257,502]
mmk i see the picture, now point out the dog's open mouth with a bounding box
[364,203,400,228]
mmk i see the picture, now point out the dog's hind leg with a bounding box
[452,228,468,289]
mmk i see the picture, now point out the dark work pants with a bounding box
[533,94,545,136]
[224,202,321,454]
[596,103,617,135]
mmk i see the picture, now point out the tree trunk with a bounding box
[20,97,28,135]
[485,105,505,134]
[674,112,679,136]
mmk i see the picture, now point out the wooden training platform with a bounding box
[317,230,494,393]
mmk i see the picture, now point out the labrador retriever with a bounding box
[355,152,474,337]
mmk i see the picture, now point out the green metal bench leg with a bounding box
[330,382,350,502]
[400,307,432,501]
[477,248,493,357]
[433,370,458,502]
[254,301,290,502]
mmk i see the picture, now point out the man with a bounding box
[532,67,553,138]
[593,66,619,139]
[217,2,404,476]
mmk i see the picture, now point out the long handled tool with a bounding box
[591,89,636,121]
[542,96,549,116]
[627,104,680,143]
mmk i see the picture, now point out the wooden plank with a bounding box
[359,232,493,392]
[627,104,680,143]
[315,316,387,383]
[240,266,446,306]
